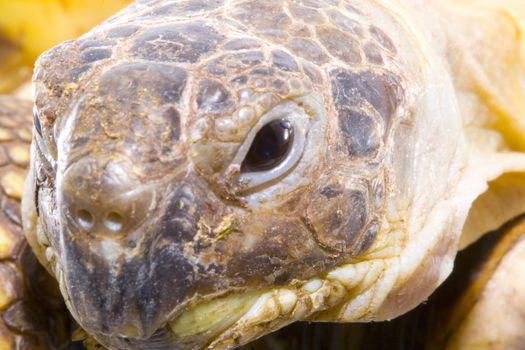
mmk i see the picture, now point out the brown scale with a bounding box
[0,96,73,349]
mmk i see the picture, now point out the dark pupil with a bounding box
[241,119,294,172]
[33,110,43,137]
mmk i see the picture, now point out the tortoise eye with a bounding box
[241,119,294,172]
[33,108,43,137]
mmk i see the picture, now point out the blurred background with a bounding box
[0,0,132,93]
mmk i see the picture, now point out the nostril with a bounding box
[77,209,94,230]
[104,212,124,232]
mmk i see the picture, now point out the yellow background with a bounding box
[0,0,132,92]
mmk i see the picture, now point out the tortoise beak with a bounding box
[56,158,205,340]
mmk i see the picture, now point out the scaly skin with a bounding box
[15,0,525,349]
[242,215,525,350]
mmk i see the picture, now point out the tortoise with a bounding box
[0,0,525,348]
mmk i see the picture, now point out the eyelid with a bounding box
[231,101,309,192]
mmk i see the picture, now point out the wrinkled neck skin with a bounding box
[21,0,525,349]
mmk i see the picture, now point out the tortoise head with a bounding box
[23,0,467,348]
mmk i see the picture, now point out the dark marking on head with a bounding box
[136,248,194,327]
[62,225,196,339]
[272,79,289,95]
[227,253,282,281]
[305,187,368,253]
[161,184,201,242]
[364,42,383,65]
[330,69,401,125]
[225,217,335,285]
[327,9,364,37]
[317,26,361,64]
[131,22,222,63]
[232,2,292,33]
[250,67,275,76]
[106,25,140,38]
[338,109,381,158]
[203,51,264,76]
[320,184,343,199]
[80,48,112,63]
[370,25,397,54]
[223,38,262,50]
[289,3,325,24]
[69,65,91,82]
[287,38,329,65]
[272,49,299,72]
[230,74,248,86]
[100,62,187,105]
[231,51,265,67]
[162,107,181,142]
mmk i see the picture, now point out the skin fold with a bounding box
[240,215,525,350]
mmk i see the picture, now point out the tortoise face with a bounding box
[25,0,421,348]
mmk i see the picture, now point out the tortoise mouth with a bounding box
[42,210,387,349]
[27,140,390,348]
[35,170,383,348]
[42,232,354,350]
[42,185,367,349]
